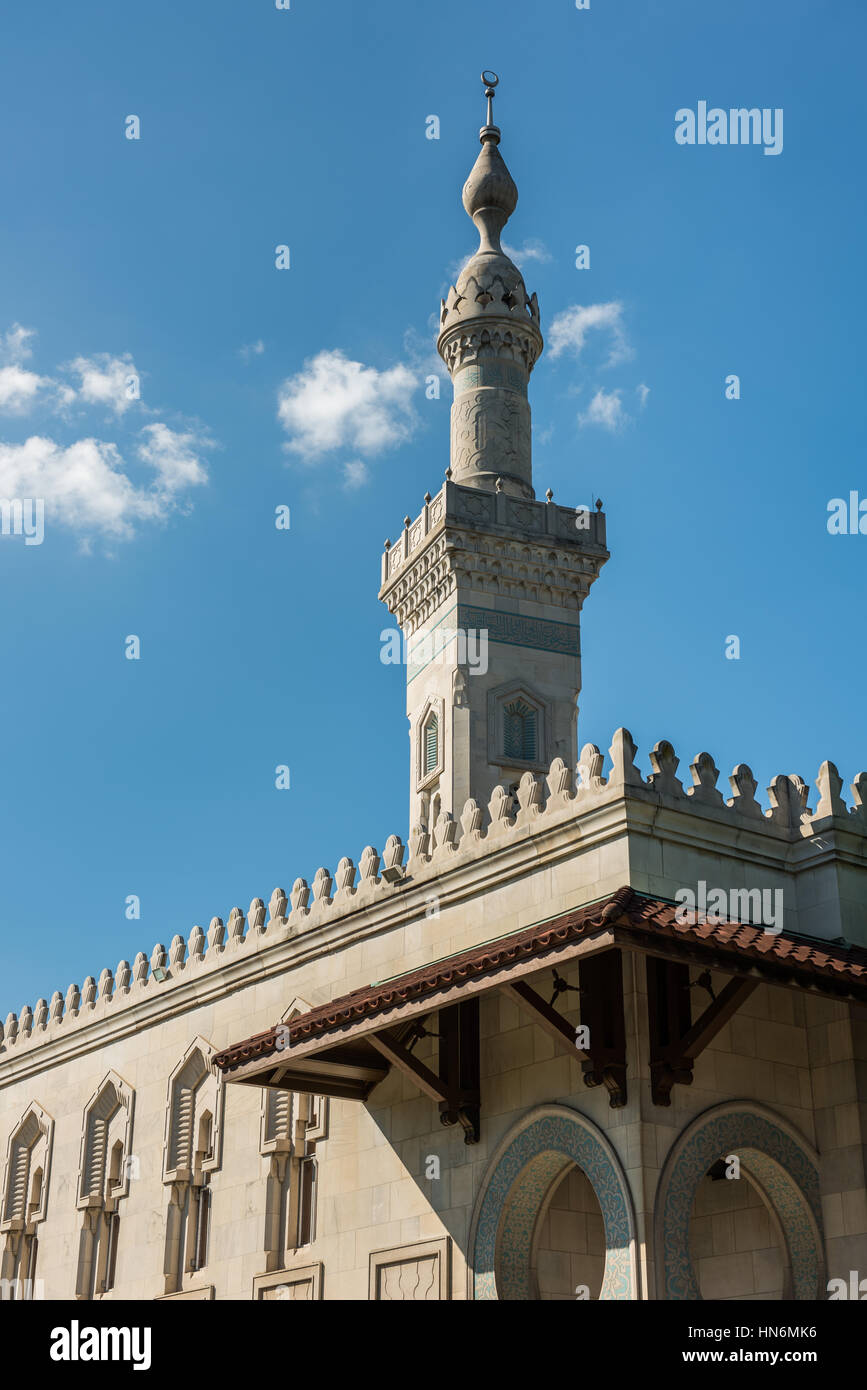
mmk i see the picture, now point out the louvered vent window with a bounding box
[424,713,439,775]
[504,700,537,761]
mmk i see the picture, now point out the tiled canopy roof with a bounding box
[213,885,867,1075]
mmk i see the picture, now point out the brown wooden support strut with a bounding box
[503,960,629,1109]
[577,951,628,1107]
[500,979,590,1058]
[647,957,758,1105]
[367,1030,451,1105]
[438,999,481,1144]
[368,1001,481,1143]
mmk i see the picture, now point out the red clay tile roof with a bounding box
[213,886,867,1075]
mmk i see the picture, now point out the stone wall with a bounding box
[2,731,866,1299]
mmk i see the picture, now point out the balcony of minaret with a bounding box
[379,479,608,637]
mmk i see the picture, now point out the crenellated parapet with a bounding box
[3,730,867,1061]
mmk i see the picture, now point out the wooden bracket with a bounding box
[647,957,758,1105]
[500,979,590,1060]
[577,951,628,1108]
[367,1029,450,1105]
[368,1000,481,1143]
[437,999,481,1144]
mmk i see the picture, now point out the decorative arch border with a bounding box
[468,1104,638,1300]
[655,1101,824,1301]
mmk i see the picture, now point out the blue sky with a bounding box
[1,0,865,1012]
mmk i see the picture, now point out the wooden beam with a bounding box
[367,1029,450,1104]
[647,961,759,1106]
[647,957,694,1106]
[437,1000,481,1144]
[500,980,588,1061]
[280,1053,387,1084]
[664,976,759,1065]
[234,1071,377,1102]
[578,951,628,1108]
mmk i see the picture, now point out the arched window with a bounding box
[162,1039,223,1296]
[103,1142,124,1293]
[76,1073,134,1299]
[190,1112,213,1272]
[487,683,549,772]
[415,697,444,797]
[259,1000,328,1275]
[1,1102,53,1300]
[504,699,537,762]
[423,711,439,777]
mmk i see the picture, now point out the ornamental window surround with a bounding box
[415,695,445,792]
[260,1001,328,1274]
[504,698,537,762]
[75,1072,135,1299]
[261,1084,327,1268]
[487,681,550,772]
[0,1101,53,1300]
[423,711,439,777]
[162,1038,223,1297]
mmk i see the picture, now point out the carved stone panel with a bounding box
[253,1264,323,1300]
[450,389,531,488]
[368,1236,451,1301]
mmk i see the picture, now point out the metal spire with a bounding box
[480,69,501,145]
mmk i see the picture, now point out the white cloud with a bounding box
[548,302,632,367]
[0,365,49,414]
[0,328,145,418]
[578,388,627,432]
[0,426,210,541]
[136,422,210,494]
[342,459,369,490]
[0,325,52,412]
[63,352,142,414]
[0,325,212,542]
[0,324,37,365]
[502,239,552,268]
[277,349,418,459]
[637,383,650,408]
[239,340,265,362]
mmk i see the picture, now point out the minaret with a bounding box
[380,73,609,838]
